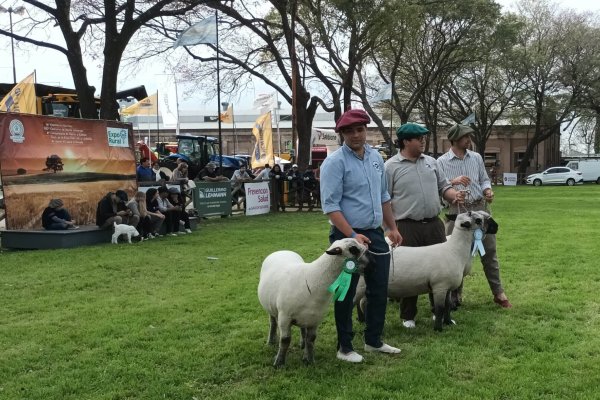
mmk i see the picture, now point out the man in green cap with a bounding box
[438,124,512,308]
[384,122,465,328]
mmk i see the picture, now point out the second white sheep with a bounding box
[355,211,489,331]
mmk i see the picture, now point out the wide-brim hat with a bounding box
[447,124,474,141]
[335,109,371,132]
[396,123,429,141]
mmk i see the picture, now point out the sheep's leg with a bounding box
[432,291,446,332]
[302,327,317,365]
[273,316,292,368]
[267,315,277,345]
[356,298,367,323]
[443,291,455,326]
[300,328,306,349]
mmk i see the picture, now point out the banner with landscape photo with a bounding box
[0,113,136,229]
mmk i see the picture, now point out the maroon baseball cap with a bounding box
[335,109,371,132]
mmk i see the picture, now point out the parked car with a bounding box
[526,167,583,186]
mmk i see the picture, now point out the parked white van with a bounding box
[565,159,600,184]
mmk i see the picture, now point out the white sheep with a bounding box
[355,211,489,331]
[258,238,368,367]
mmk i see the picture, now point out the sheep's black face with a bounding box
[458,211,490,230]
[486,217,499,234]
[349,246,362,258]
[326,239,369,273]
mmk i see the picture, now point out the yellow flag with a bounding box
[219,103,233,123]
[120,92,158,116]
[0,72,37,114]
[251,111,274,169]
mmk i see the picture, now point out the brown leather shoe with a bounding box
[493,296,513,308]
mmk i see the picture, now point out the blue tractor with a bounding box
[158,134,246,179]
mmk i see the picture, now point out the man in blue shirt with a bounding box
[136,157,155,182]
[320,109,402,363]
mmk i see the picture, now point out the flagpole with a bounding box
[389,81,394,146]
[34,69,38,114]
[174,74,181,136]
[232,103,237,155]
[156,90,160,147]
[290,1,298,164]
[275,92,281,157]
[215,9,223,171]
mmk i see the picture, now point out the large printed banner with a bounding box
[0,113,136,229]
[193,181,232,217]
[251,111,274,169]
[244,181,270,216]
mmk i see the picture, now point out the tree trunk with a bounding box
[100,46,124,120]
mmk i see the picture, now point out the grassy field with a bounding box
[1,185,600,400]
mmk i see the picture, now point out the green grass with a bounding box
[1,185,600,399]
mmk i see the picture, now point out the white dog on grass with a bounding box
[112,221,140,244]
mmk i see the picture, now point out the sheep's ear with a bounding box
[349,246,361,257]
[460,221,471,229]
[326,247,342,255]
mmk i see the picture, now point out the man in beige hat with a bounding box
[438,124,512,308]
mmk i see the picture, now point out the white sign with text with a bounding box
[503,173,518,186]
[245,181,271,216]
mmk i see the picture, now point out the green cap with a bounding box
[447,124,474,141]
[396,123,429,141]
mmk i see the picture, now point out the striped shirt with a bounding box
[437,148,491,200]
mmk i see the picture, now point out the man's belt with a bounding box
[397,216,439,224]
[465,198,484,206]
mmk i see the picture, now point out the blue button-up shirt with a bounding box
[320,144,390,230]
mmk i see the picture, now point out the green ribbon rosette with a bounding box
[327,258,360,302]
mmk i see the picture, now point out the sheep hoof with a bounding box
[302,356,315,365]
[273,358,286,368]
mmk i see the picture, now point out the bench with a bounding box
[0,225,113,250]
[0,216,200,250]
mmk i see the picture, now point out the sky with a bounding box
[1,0,599,112]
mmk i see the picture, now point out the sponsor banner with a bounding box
[0,72,37,114]
[251,111,274,169]
[311,128,339,146]
[107,127,129,147]
[193,182,232,217]
[503,173,518,186]
[0,114,136,229]
[244,181,270,216]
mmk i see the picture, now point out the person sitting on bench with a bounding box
[42,198,78,230]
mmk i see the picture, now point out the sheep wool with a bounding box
[258,238,367,367]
